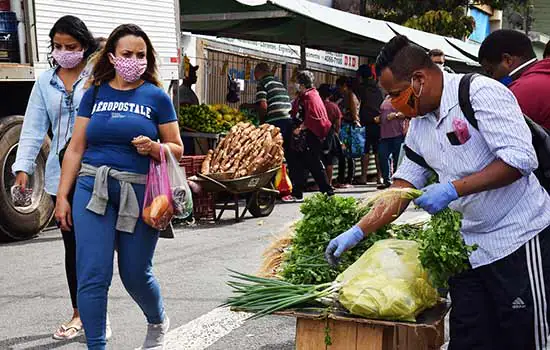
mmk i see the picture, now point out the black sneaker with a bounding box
[377,182,391,190]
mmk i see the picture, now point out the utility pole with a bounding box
[524,1,534,35]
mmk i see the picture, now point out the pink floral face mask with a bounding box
[109,53,147,83]
[52,49,84,69]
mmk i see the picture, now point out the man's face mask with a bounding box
[390,77,423,117]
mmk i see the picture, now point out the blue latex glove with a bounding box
[325,226,364,267]
[414,182,459,215]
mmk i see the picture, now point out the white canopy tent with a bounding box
[180,0,481,69]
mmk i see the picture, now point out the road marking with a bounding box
[165,307,251,350]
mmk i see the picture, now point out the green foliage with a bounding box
[280,194,390,285]
[417,208,477,289]
[364,0,529,38]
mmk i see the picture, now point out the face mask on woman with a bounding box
[109,53,147,83]
[52,49,84,69]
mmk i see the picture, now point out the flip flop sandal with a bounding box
[52,324,68,340]
[53,324,83,340]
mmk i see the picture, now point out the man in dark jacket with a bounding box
[356,64,384,184]
[479,29,550,129]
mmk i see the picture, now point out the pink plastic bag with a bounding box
[142,144,174,230]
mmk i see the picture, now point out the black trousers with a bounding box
[449,226,550,350]
[287,131,333,199]
[337,155,354,184]
[51,194,78,309]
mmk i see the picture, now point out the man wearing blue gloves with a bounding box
[326,35,550,350]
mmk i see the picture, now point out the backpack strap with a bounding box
[401,73,480,173]
[458,73,479,130]
[403,144,434,173]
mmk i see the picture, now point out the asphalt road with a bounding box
[0,186,430,350]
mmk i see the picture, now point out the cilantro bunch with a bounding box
[280,194,389,285]
[417,209,477,289]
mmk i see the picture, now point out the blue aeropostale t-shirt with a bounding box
[79,81,177,174]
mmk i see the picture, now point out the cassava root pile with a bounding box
[201,122,284,178]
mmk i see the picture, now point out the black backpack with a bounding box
[404,73,550,193]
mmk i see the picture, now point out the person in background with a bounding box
[241,62,292,142]
[95,37,107,51]
[544,40,550,59]
[12,15,102,341]
[429,49,455,73]
[284,71,333,202]
[178,64,200,106]
[334,76,360,188]
[326,35,550,350]
[356,64,384,185]
[55,24,183,350]
[376,96,406,189]
[318,83,343,185]
[479,29,550,130]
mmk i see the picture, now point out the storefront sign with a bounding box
[210,37,358,70]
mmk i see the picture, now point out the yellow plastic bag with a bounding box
[336,239,438,322]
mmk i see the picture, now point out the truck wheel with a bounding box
[0,115,54,241]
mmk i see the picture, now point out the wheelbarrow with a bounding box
[194,167,280,222]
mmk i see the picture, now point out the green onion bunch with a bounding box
[223,270,340,320]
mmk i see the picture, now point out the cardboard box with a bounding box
[275,302,449,350]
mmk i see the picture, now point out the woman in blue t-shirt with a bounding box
[54,24,183,350]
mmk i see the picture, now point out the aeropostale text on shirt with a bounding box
[91,101,152,119]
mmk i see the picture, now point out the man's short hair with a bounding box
[357,64,373,79]
[375,35,436,81]
[544,40,550,59]
[297,70,315,88]
[478,30,536,64]
[429,49,444,58]
[254,62,270,75]
[318,83,331,99]
[335,76,353,88]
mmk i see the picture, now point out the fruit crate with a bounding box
[180,155,215,221]
[179,155,205,177]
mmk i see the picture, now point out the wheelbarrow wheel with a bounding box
[248,190,276,217]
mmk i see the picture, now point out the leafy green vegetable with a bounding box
[280,194,389,285]
[387,222,425,241]
[417,209,477,289]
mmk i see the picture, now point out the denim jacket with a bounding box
[12,66,91,195]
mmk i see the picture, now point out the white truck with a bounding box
[0,0,180,240]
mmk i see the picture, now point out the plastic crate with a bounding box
[192,192,215,222]
[180,155,214,221]
[180,155,206,177]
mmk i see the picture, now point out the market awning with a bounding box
[180,0,396,58]
[180,0,481,66]
[386,23,479,66]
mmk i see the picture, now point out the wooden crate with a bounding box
[278,303,448,350]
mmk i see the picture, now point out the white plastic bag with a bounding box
[165,149,193,219]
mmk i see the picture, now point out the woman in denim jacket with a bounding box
[12,15,99,341]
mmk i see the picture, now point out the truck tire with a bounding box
[0,115,54,241]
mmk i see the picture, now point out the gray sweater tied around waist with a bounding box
[79,163,147,233]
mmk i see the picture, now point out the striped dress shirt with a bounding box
[394,72,550,268]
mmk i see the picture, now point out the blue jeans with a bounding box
[378,136,405,183]
[73,176,165,350]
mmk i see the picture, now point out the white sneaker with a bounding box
[135,317,170,350]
